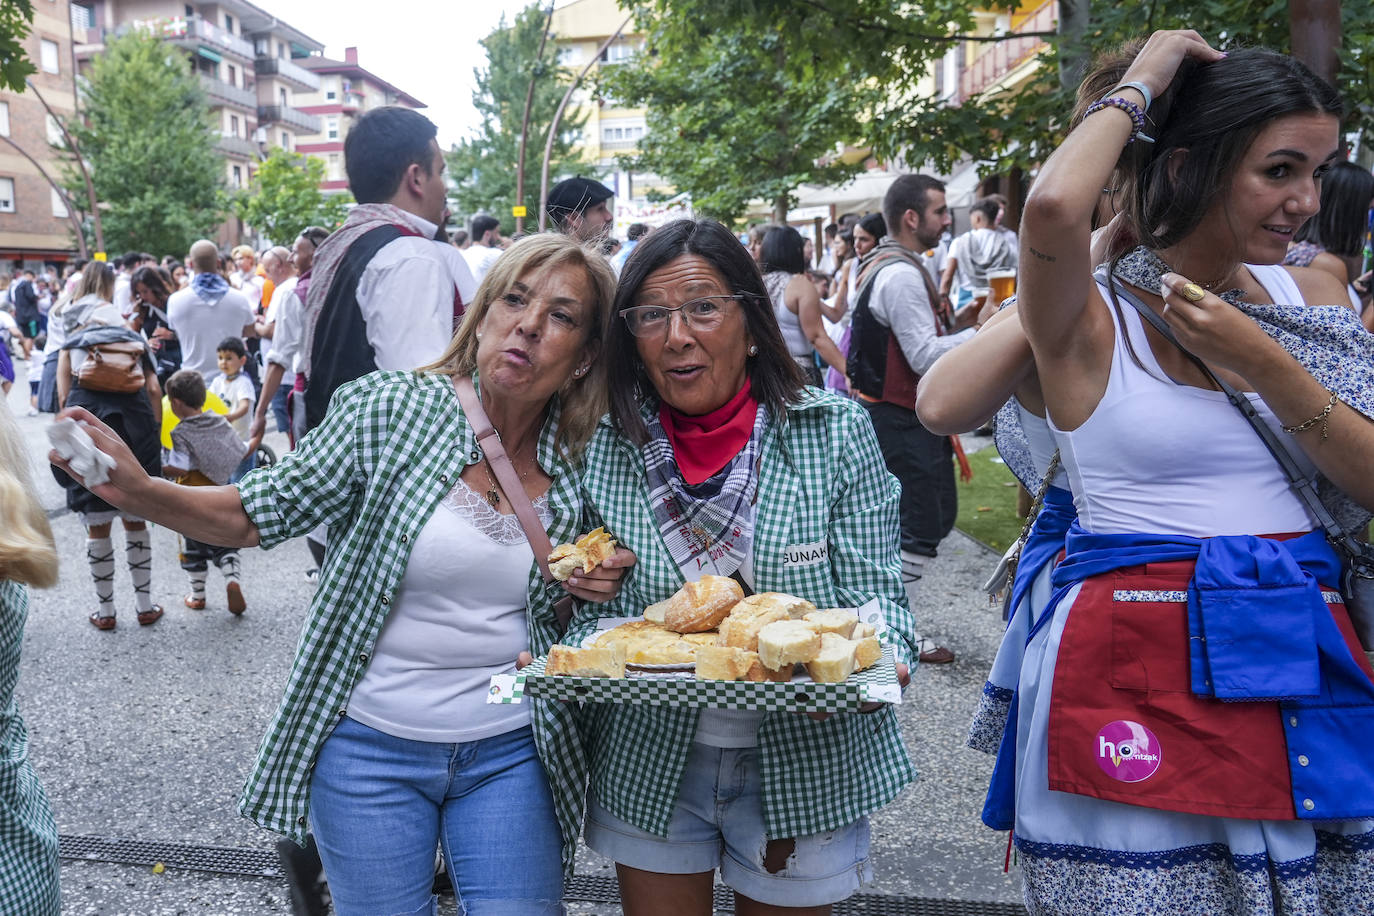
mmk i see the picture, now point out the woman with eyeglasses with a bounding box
[562,218,917,915]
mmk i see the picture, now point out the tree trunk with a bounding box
[1289,0,1342,87]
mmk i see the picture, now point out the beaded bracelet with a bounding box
[1282,390,1339,440]
[1084,96,1155,144]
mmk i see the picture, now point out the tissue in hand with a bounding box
[47,418,117,487]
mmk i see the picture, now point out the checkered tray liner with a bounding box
[488,646,901,713]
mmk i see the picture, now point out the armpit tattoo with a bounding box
[1028,247,1057,263]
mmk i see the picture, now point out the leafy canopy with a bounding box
[231,148,351,246]
[446,3,592,235]
[65,29,223,256]
[0,0,36,93]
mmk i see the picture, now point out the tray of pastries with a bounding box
[487,577,903,713]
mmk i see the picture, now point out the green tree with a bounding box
[446,3,591,233]
[0,0,35,92]
[63,29,222,256]
[231,148,351,246]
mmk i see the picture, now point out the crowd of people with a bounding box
[3,29,1374,916]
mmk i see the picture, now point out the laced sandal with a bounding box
[184,595,206,610]
[89,612,116,631]
[136,605,164,626]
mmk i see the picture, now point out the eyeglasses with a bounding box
[619,294,749,338]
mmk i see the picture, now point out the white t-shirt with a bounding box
[209,371,255,438]
[166,282,255,380]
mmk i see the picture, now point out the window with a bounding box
[223,13,234,32]
[0,102,9,137]
[227,64,236,86]
[0,178,14,213]
[51,188,67,218]
[40,39,59,74]
[326,118,338,140]
[232,165,242,188]
[230,114,239,137]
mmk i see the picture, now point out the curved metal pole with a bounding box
[513,3,556,236]
[539,15,632,232]
[0,135,90,259]
[26,77,104,253]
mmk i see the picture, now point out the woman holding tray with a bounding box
[1011,31,1374,911]
[50,234,627,915]
[569,217,919,915]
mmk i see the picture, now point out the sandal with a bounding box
[137,605,164,626]
[184,595,206,610]
[89,612,116,631]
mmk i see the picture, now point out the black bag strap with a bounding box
[1097,266,1370,571]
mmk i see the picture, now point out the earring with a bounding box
[748,344,759,356]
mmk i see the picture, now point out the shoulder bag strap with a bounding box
[1096,267,1365,563]
[452,375,575,635]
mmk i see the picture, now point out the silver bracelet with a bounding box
[1113,80,1154,111]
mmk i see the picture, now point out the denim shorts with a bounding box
[585,741,871,907]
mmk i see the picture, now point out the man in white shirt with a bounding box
[302,106,477,431]
[463,214,504,285]
[166,240,257,381]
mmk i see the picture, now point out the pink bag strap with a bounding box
[452,375,575,634]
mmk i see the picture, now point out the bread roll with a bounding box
[545,644,626,678]
[695,646,758,681]
[804,609,858,638]
[660,575,745,633]
[853,635,882,671]
[805,633,857,683]
[756,620,822,670]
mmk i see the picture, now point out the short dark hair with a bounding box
[607,218,804,444]
[470,214,501,242]
[344,107,438,204]
[1294,161,1374,258]
[884,174,945,235]
[626,222,649,241]
[970,198,1000,224]
[216,336,247,359]
[761,225,806,275]
[166,369,206,409]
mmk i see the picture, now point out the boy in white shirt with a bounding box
[208,336,256,482]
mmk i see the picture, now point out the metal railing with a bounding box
[254,56,320,92]
[257,105,322,135]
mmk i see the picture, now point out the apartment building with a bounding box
[73,0,323,197]
[293,48,425,193]
[0,0,82,270]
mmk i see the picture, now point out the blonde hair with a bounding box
[421,233,616,460]
[0,403,58,587]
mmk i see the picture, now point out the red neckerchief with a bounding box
[659,378,758,486]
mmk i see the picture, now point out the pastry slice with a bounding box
[756,619,823,670]
[805,633,858,683]
[545,644,626,678]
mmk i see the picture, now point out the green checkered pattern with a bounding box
[569,388,918,841]
[235,371,589,875]
[0,581,61,915]
[512,645,900,712]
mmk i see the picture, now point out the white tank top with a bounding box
[764,271,813,359]
[1050,264,1317,538]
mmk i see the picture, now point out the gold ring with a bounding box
[1180,282,1206,302]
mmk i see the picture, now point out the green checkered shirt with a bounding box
[0,581,61,915]
[569,388,918,840]
[236,371,589,875]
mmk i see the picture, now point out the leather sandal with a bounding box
[184,595,206,610]
[137,605,164,626]
[89,612,116,631]
[226,582,246,616]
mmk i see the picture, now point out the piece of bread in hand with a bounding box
[545,644,626,678]
[548,527,618,581]
[695,646,758,681]
[804,609,858,639]
[756,619,822,670]
[805,632,858,683]
[657,575,745,633]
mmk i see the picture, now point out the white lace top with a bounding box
[345,478,551,743]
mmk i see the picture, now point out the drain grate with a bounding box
[61,835,1025,915]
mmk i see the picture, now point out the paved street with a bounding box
[7,370,1025,914]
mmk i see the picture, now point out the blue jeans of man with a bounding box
[309,717,565,916]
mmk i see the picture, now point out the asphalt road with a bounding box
[5,366,1025,915]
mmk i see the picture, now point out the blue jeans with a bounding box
[309,717,565,916]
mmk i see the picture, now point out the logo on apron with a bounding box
[1095,720,1163,783]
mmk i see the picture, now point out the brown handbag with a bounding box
[77,339,148,393]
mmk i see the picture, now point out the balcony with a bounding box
[156,15,256,62]
[957,0,1056,103]
[199,75,256,109]
[255,57,320,92]
[258,105,322,135]
[215,135,261,159]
